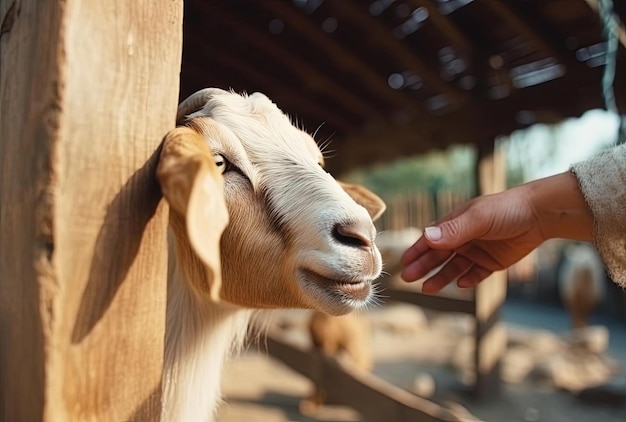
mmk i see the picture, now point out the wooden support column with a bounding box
[472,140,508,398]
[0,1,183,420]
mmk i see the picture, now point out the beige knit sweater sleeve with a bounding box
[571,143,626,287]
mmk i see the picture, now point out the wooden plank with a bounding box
[331,0,468,107]
[386,288,475,315]
[263,1,425,113]
[264,335,466,422]
[409,0,472,54]
[0,0,183,420]
[472,141,508,398]
[475,270,507,323]
[193,2,384,120]
[482,0,559,60]
[181,32,356,131]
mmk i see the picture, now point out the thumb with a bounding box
[424,215,483,249]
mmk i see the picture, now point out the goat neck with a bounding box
[161,215,252,422]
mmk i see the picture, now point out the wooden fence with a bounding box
[377,189,472,231]
[264,334,478,422]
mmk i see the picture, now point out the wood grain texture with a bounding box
[0,0,183,420]
[473,142,508,398]
[265,334,467,422]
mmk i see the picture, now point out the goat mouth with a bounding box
[299,269,371,302]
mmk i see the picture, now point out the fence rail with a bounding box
[377,189,472,231]
[264,334,475,422]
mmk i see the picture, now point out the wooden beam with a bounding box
[408,0,484,103]
[262,1,424,113]
[483,0,578,96]
[330,0,468,107]
[332,63,608,171]
[409,0,472,53]
[264,334,472,422]
[482,0,560,60]
[193,2,384,120]
[182,28,357,132]
[472,141,508,398]
[494,0,591,75]
[386,288,475,314]
[0,0,182,420]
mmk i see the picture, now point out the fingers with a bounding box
[400,236,430,267]
[420,258,493,294]
[399,198,501,292]
[421,255,473,294]
[457,266,492,288]
[401,248,454,282]
[403,240,502,292]
[419,200,499,253]
[424,213,487,250]
[456,242,507,272]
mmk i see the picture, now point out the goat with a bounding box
[300,310,373,414]
[558,242,606,329]
[156,88,386,421]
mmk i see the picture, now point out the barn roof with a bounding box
[180,0,626,174]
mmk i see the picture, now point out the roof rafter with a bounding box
[262,1,424,113]
[492,0,593,75]
[409,0,473,54]
[330,0,468,107]
[408,0,487,101]
[195,2,384,120]
[482,0,562,61]
[183,27,357,132]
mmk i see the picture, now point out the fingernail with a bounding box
[457,279,472,288]
[424,226,442,241]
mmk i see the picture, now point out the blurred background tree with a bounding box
[345,144,476,201]
[346,109,619,200]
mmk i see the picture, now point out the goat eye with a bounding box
[213,154,229,174]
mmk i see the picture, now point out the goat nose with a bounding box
[332,221,375,248]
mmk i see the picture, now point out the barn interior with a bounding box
[178,2,626,421]
[179,0,626,175]
[2,0,626,420]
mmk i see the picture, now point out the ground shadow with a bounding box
[225,390,365,422]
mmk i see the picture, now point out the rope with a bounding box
[597,0,626,144]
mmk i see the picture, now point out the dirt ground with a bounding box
[217,302,626,422]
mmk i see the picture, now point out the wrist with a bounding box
[526,171,594,241]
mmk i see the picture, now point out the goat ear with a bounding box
[338,181,386,222]
[157,126,229,302]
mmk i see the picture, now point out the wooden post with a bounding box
[0,1,183,420]
[472,140,508,398]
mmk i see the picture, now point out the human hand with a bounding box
[400,172,593,294]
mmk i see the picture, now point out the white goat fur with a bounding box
[158,89,384,421]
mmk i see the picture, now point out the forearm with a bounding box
[524,171,594,242]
